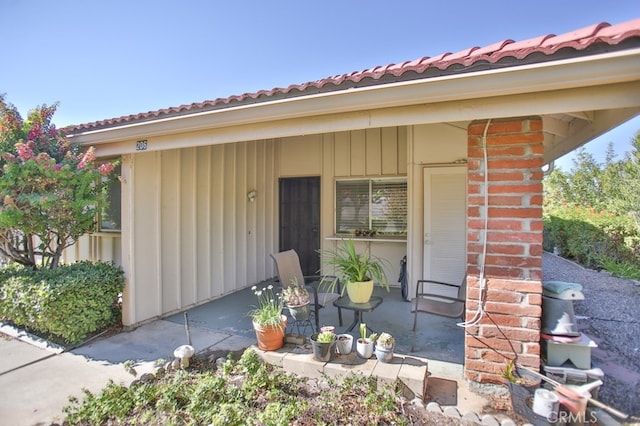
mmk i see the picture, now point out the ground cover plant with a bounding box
[63,349,458,426]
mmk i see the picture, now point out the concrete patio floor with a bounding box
[165,283,466,365]
[164,283,492,414]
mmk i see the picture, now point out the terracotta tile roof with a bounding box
[69,19,640,133]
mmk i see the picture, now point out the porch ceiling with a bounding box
[448,103,640,165]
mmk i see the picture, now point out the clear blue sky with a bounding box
[1,0,638,168]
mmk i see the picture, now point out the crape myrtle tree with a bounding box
[0,94,117,269]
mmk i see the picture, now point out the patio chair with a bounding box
[270,249,343,331]
[411,275,467,331]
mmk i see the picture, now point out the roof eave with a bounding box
[68,47,640,146]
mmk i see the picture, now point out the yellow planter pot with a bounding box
[346,280,374,303]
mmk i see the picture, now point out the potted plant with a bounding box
[281,277,311,321]
[336,333,354,355]
[248,284,287,351]
[374,332,395,363]
[502,359,542,417]
[319,239,390,303]
[310,329,337,362]
[356,323,376,359]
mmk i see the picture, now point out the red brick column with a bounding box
[465,117,544,384]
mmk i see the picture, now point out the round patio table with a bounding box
[332,296,383,333]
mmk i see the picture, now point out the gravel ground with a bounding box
[542,252,640,418]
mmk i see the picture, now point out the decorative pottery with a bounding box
[375,345,394,363]
[310,333,336,362]
[346,280,374,303]
[288,303,311,321]
[356,338,374,359]
[253,314,287,351]
[336,334,353,355]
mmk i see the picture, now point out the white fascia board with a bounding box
[69,48,640,146]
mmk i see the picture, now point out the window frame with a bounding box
[334,176,407,237]
[97,160,122,233]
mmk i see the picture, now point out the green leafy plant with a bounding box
[319,239,390,293]
[600,257,640,280]
[358,323,377,343]
[63,348,409,425]
[316,330,335,343]
[0,261,124,344]
[247,284,284,328]
[544,206,640,271]
[502,359,540,387]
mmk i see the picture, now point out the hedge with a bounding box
[0,261,124,345]
[543,206,640,270]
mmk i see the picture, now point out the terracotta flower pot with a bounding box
[253,314,287,351]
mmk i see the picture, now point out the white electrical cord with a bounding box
[458,119,491,328]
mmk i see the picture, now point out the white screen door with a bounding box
[423,166,467,284]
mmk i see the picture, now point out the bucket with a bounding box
[533,388,559,419]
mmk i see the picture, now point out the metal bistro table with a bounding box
[333,296,383,333]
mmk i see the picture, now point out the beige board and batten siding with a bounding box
[279,127,408,286]
[60,233,121,265]
[121,140,278,326]
[407,123,468,297]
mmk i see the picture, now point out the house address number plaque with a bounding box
[136,140,148,151]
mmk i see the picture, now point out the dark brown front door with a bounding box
[279,177,321,276]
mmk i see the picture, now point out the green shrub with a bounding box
[600,258,640,281]
[544,206,640,270]
[0,261,124,344]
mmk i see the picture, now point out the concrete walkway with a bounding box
[0,321,255,426]
[0,285,486,426]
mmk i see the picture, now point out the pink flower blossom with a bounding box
[16,142,35,161]
[98,163,115,176]
[77,148,96,170]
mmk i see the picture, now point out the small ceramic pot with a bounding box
[288,303,311,321]
[374,345,394,363]
[356,338,374,359]
[336,334,353,355]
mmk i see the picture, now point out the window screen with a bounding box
[336,178,407,236]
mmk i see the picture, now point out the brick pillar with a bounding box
[465,117,544,385]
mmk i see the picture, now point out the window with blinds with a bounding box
[335,178,407,236]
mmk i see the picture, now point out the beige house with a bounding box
[66,19,640,384]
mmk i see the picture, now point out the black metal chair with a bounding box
[411,275,467,331]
